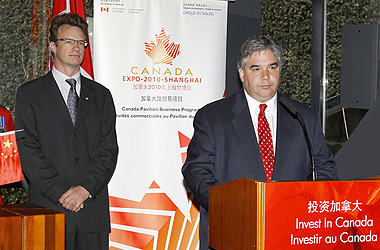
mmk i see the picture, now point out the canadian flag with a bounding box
[52,0,94,79]
[0,131,23,186]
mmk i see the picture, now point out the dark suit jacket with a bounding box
[182,88,337,249]
[15,71,118,233]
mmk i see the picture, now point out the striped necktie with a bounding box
[66,78,79,125]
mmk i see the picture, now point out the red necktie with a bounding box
[258,104,275,181]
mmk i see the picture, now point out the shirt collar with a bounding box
[52,67,81,85]
[244,90,278,115]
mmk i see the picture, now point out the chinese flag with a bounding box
[0,131,23,186]
[52,0,94,79]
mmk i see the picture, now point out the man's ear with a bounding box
[50,41,57,54]
[238,68,245,83]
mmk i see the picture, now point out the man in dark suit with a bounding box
[182,36,337,249]
[15,13,118,250]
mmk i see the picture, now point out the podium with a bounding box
[0,203,65,250]
[209,178,380,249]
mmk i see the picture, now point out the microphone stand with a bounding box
[279,96,317,181]
[296,113,317,181]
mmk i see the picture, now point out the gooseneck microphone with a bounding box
[279,96,317,181]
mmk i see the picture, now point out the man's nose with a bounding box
[261,69,270,79]
[72,42,81,50]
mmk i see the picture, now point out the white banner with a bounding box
[94,0,227,248]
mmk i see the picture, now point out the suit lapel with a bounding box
[232,89,267,180]
[273,97,296,179]
[45,72,73,126]
[75,76,95,127]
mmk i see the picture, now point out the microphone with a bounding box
[279,96,317,181]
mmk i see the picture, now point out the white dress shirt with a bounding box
[244,90,277,154]
[52,67,81,105]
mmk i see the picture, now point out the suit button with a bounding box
[73,134,79,137]
[74,158,80,162]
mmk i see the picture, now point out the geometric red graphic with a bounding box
[109,132,199,249]
[109,184,200,250]
[149,181,161,189]
[178,131,191,149]
[178,131,191,165]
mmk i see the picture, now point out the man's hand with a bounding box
[59,186,90,212]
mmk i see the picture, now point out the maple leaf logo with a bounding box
[144,28,181,65]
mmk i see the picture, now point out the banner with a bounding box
[94,0,227,249]
[52,0,94,79]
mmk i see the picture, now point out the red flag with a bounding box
[52,0,94,79]
[28,0,51,80]
[0,131,23,186]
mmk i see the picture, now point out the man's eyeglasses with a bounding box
[57,38,88,48]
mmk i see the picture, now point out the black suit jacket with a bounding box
[182,88,337,249]
[15,71,118,233]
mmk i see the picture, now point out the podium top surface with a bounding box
[0,203,63,216]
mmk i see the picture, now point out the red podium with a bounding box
[209,178,380,249]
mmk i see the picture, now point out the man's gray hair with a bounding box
[237,35,282,71]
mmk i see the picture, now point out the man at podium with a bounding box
[182,36,337,249]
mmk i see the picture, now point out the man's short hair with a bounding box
[237,35,283,71]
[49,12,88,43]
